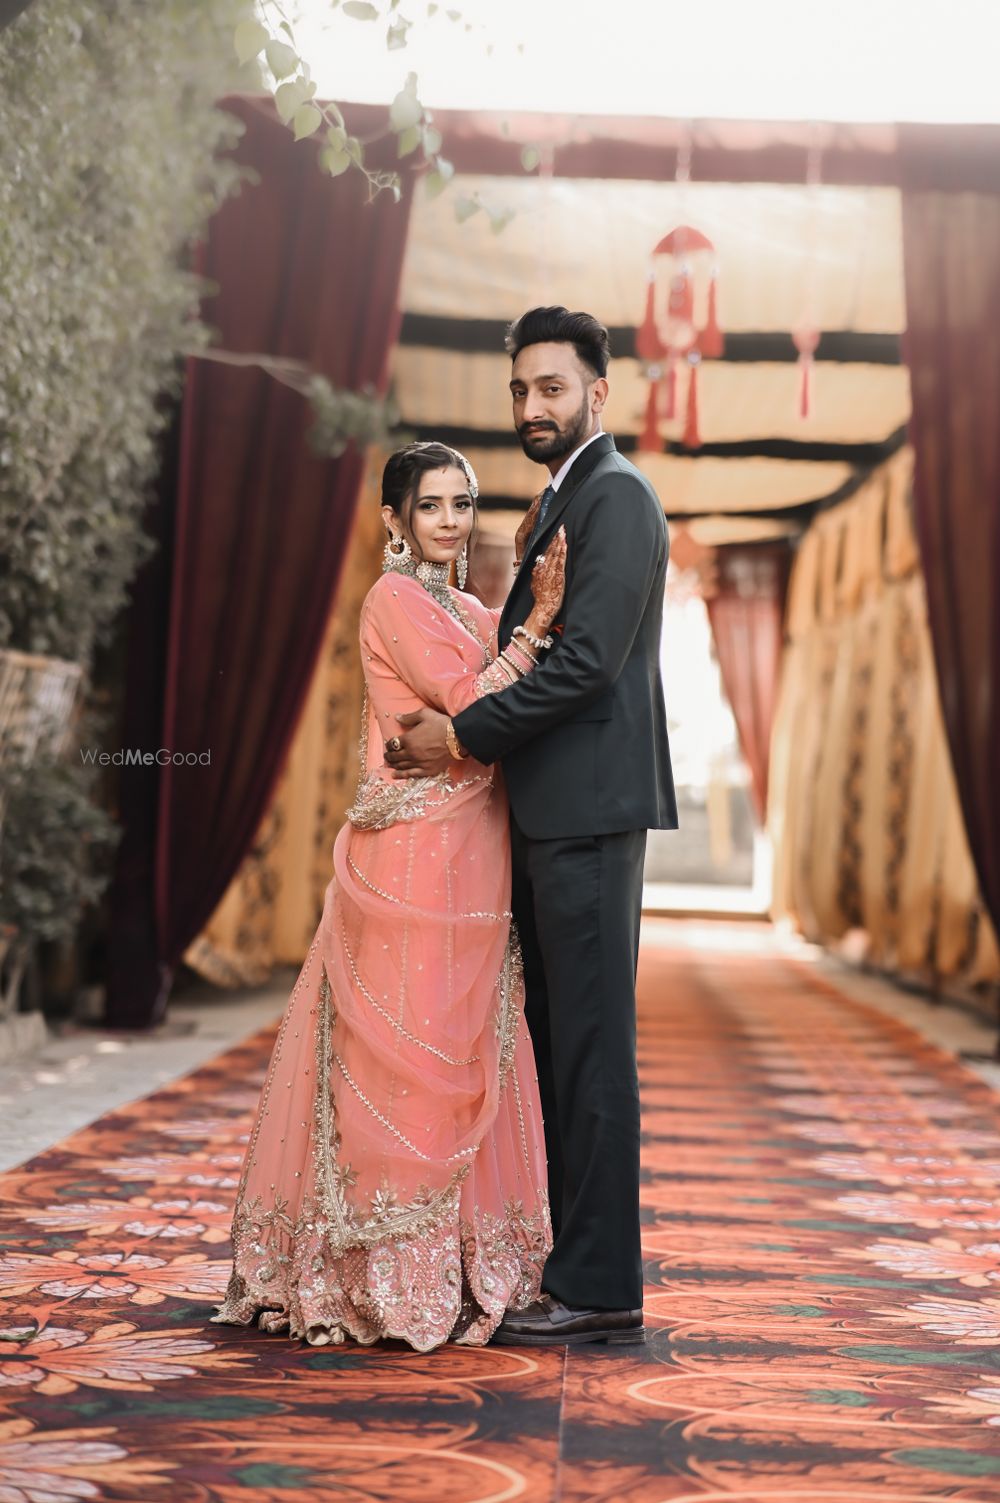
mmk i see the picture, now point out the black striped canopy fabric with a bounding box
[391,174,910,544]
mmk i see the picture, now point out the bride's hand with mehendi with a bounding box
[526,525,567,636]
[514,491,544,566]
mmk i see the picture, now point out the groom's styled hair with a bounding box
[505,306,611,380]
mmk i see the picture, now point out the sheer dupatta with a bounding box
[213,574,551,1350]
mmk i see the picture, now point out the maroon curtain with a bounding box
[106,98,413,1026]
[900,129,1000,940]
[705,544,790,824]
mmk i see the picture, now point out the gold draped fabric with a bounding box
[183,460,386,983]
[769,448,999,1000]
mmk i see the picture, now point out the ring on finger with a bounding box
[387,735,403,753]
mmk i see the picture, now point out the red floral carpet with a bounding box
[3,934,1000,1502]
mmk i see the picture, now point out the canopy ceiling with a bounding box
[392,172,911,547]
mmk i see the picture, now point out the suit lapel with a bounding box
[500,433,616,638]
[529,432,615,552]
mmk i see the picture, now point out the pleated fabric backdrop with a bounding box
[105,102,413,1025]
[900,148,1000,969]
[182,458,385,983]
[769,448,1000,999]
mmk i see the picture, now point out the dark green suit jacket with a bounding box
[453,434,677,839]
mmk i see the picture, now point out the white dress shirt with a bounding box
[548,427,605,492]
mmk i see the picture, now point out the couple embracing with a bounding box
[213,306,677,1352]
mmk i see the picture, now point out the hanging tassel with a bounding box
[662,355,677,420]
[639,380,661,452]
[636,275,664,361]
[683,356,702,449]
[792,326,819,421]
[798,352,813,418]
[667,266,694,329]
[698,271,724,358]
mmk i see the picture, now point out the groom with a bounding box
[385,306,677,1344]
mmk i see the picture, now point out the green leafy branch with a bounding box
[233,3,447,202]
[233,1,518,227]
[191,345,403,456]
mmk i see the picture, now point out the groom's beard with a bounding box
[517,395,592,464]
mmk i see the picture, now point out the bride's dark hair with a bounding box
[381,441,479,525]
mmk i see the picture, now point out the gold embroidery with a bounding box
[347,850,510,922]
[495,928,524,1087]
[312,960,474,1222]
[346,770,462,831]
[212,958,551,1350]
[214,1182,550,1351]
[340,916,481,1066]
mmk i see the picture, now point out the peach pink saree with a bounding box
[213,571,551,1350]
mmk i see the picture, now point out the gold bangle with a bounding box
[445,719,469,760]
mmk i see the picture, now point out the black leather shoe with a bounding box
[492,1292,645,1346]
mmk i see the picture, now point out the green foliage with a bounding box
[0,0,255,662]
[304,377,405,459]
[233,8,513,224]
[0,734,120,957]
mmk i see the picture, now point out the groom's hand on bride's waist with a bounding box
[384,708,452,778]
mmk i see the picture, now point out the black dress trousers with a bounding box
[510,813,647,1311]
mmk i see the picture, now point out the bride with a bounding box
[212,440,566,1351]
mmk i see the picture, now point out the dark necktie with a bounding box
[527,484,556,552]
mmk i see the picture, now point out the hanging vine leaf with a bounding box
[424,158,454,200]
[389,73,422,131]
[234,18,268,64]
[343,0,378,17]
[264,38,298,80]
[275,77,313,124]
[293,104,323,141]
[320,144,351,177]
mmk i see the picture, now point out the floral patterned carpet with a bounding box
[3,936,1000,1502]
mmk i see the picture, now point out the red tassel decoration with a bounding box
[639,380,661,452]
[698,273,724,358]
[792,326,820,420]
[668,269,694,331]
[636,277,664,361]
[636,227,722,453]
[798,354,813,418]
[682,357,702,449]
[661,357,677,421]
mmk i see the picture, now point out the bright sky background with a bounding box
[286,0,1000,124]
